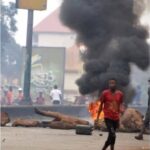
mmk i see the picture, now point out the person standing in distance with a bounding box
[135,79,150,140]
[50,85,62,105]
[96,79,124,150]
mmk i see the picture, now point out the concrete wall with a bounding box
[64,72,79,91]
[1,105,90,119]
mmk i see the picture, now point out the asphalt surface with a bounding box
[1,127,150,150]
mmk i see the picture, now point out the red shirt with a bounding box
[100,89,123,120]
[7,91,13,105]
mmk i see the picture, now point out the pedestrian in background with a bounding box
[6,86,14,105]
[135,79,150,140]
[36,91,45,105]
[16,88,24,104]
[50,85,62,105]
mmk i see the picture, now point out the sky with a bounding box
[4,0,150,46]
[5,0,63,46]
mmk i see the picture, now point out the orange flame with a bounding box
[88,100,104,121]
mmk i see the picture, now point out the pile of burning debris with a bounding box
[88,101,144,132]
[0,106,147,134]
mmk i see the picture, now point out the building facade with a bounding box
[33,8,83,102]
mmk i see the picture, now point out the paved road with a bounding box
[1,127,150,150]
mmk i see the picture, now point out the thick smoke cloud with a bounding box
[60,0,149,96]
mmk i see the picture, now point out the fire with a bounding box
[88,100,104,121]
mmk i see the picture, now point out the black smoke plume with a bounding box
[60,0,149,97]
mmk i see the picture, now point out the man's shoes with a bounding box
[110,145,114,150]
[135,135,143,140]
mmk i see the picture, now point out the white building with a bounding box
[33,8,83,101]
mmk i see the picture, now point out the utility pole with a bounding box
[23,10,34,104]
[16,0,47,104]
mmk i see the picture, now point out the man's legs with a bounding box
[102,119,118,150]
[110,120,119,150]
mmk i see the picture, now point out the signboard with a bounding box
[21,47,65,99]
[22,46,65,103]
[31,47,65,91]
[16,0,47,10]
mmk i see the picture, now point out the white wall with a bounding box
[64,72,81,91]
[37,33,76,48]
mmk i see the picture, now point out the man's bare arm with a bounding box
[97,100,104,120]
[119,95,126,115]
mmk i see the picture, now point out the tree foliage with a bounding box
[1,2,23,83]
[1,2,17,45]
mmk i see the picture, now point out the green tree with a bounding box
[1,2,23,84]
[1,2,17,46]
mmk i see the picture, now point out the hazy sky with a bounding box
[5,0,62,45]
[4,0,150,46]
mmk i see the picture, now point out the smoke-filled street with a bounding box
[1,0,150,150]
[1,127,150,150]
[60,0,150,100]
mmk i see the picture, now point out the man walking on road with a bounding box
[96,79,124,150]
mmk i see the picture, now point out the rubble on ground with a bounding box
[98,108,144,132]
[12,118,40,127]
[0,112,10,126]
[2,108,148,133]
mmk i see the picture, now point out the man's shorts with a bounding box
[53,100,60,105]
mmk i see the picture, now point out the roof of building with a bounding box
[33,8,72,33]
